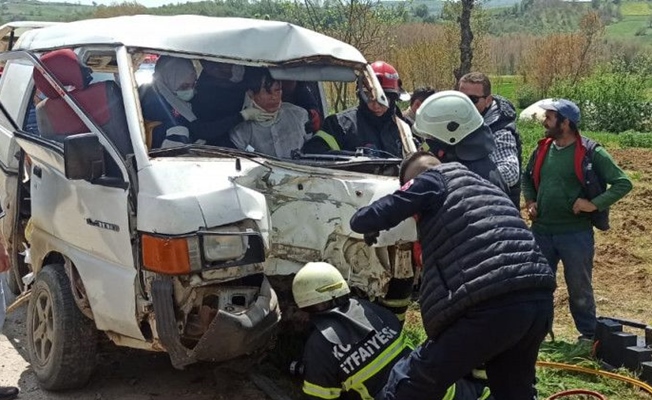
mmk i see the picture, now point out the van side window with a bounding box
[33,49,132,159]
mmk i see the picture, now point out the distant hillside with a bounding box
[382,0,521,18]
[605,1,652,45]
[487,0,597,35]
[0,0,94,23]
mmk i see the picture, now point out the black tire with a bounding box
[6,264,22,295]
[26,264,97,390]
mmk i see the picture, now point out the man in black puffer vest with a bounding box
[350,151,555,400]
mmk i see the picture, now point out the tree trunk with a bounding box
[454,0,474,81]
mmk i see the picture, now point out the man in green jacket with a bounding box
[522,98,633,341]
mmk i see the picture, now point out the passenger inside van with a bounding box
[139,55,197,149]
[281,80,322,132]
[229,69,310,159]
[189,60,248,147]
[23,89,46,135]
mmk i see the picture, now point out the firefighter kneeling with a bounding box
[293,262,492,400]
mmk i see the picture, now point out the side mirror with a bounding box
[64,133,104,181]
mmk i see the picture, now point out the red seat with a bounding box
[32,49,132,158]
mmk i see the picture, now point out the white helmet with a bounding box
[413,90,484,145]
[292,262,350,309]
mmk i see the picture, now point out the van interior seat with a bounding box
[32,49,132,158]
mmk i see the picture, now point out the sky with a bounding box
[41,0,209,7]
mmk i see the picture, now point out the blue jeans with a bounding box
[533,230,596,337]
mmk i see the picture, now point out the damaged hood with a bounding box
[234,159,417,277]
[137,159,270,242]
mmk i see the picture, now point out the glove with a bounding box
[161,126,190,148]
[364,232,379,246]
[240,108,264,122]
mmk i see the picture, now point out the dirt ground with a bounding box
[1,148,652,399]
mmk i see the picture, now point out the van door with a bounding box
[0,50,144,340]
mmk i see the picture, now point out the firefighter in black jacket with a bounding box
[293,262,492,400]
[349,149,556,399]
[302,61,412,159]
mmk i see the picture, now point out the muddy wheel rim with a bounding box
[32,290,54,365]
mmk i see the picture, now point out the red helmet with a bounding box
[370,61,400,94]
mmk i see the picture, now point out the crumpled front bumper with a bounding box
[152,276,281,369]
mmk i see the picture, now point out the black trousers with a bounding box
[379,296,553,400]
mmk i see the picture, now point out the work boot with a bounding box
[0,386,18,400]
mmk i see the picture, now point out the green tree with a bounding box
[413,4,429,20]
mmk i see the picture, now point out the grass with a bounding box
[401,310,652,398]
[491,75,521,102]
[606,15,652,44]
[621,1,652,17]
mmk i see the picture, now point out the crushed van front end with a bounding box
[151,274,280,368]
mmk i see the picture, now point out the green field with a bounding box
[620,1,652,16]
[491,75,522,103]
[605,15,651,43]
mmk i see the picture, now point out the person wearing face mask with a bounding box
[229,69,310,159]
[189,60,251,147]
[139,55,198,149]
[302,61,411,159]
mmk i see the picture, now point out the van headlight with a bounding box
[199,226,265,269]
[202,229,248,262]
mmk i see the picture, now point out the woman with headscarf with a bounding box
[139,56,197,148]
[230,69,310,159]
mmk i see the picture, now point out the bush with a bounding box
[619,130,652,148]
[515,84,540,109]
[549,70,652,133]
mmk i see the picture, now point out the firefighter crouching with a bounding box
[292,262,492,400]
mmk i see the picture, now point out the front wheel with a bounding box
[27,264,97,390]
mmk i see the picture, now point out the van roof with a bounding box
[15,15,368,66]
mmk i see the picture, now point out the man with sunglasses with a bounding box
[457,72,522,208]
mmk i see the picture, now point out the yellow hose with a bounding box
[537,360,652,397]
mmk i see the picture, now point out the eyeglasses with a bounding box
[467,95,488,104]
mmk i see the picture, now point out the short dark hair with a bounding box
[458,72,491,96]
[399,150,439,185]
[554,112,580,134]
[410,86,436,105]
[245,68,278,94]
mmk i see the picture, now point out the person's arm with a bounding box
[350,171,446,234]
[490,128,520,187]
[521,151,538,219]
[302,114,345,153]
[589,147,633,211]
[302,334,342,400]
[521,150,537,204]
